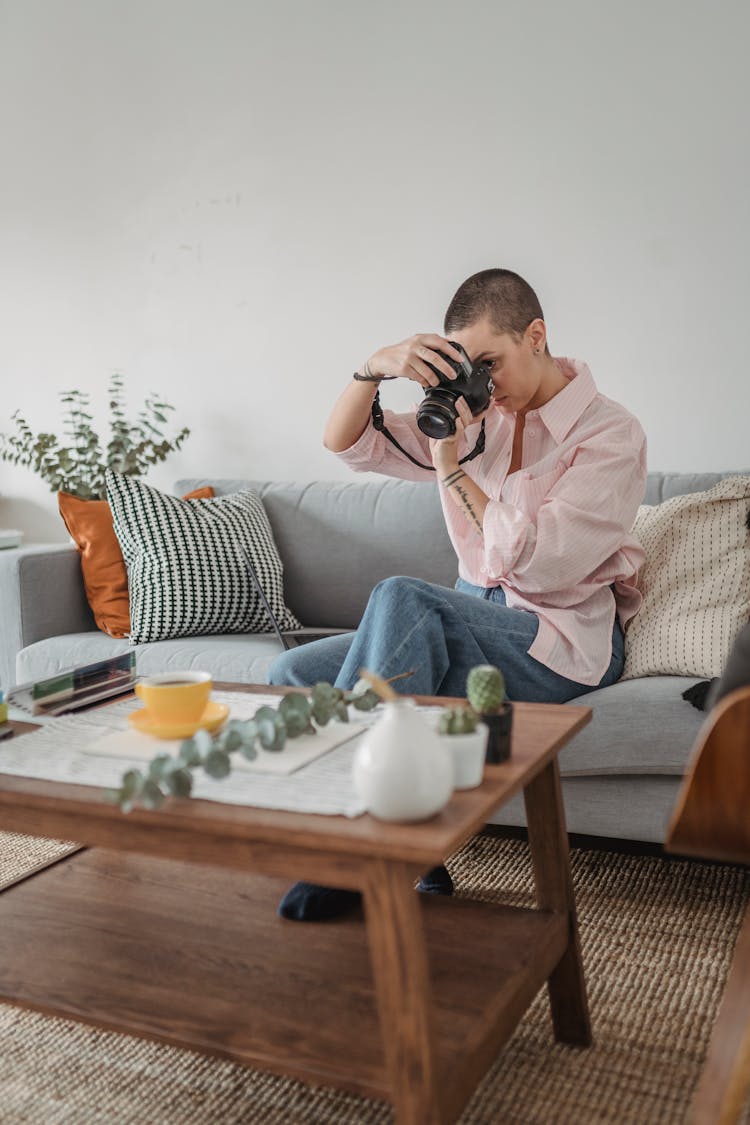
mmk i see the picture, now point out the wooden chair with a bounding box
[666,684,750,1125]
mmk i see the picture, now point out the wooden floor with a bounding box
[0,848,566,1106]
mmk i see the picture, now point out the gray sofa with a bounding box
[1,471,741,844]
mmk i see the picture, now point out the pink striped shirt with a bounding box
[336,359,647,685]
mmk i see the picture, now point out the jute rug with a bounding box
[1,829,749,1124]
[0,831,81,890]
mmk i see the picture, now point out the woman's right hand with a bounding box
[365,334,465,388]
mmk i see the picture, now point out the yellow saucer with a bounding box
[128,700,230,740]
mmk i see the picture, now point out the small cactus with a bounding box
[437,705,479,735]
[466,664,506,715]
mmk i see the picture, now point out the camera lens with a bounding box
[416,402,456,439]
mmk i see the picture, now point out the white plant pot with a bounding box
[352,699,454,822]
[443,728,488,789]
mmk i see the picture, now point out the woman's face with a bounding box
[448,317,547,415]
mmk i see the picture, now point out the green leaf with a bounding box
[258,716,286,752]
[253,705,279,725]
[241,718,258,743]
[219,727,243,754]
[311,698,333,726]
[257,717,275,745]
[121,768,144,799]
[311,682,340,708]
[278,692,312,736]
[165,768,193,797]
[178,738,202,768]
[148,753,174,781]
[349,689,380,711]
[333,700,349,722]
[203,749,231,779]
[310,682,343,726]
[192,728,214,758]
[141,779,165,809]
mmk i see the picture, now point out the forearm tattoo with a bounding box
[442,469,484,536]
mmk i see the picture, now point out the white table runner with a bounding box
[0,691,392,818]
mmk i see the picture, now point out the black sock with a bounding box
[416,864,454,895]
[278,865,453,922]
[277,881,362,921]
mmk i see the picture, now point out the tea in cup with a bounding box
[134,671,212,724]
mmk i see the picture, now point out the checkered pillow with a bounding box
[106,470,302,644]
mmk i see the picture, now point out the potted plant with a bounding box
[0,373,189,500]
[466,664,513,764]
[436,704,488,788]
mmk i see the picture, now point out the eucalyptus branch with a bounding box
[0,374,190,499]
[106,681,381,813]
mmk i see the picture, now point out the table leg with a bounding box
[687,899,750,1125]
[363,859,443,1125]
[523,758,592,1046]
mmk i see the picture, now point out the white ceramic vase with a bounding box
[352,700,454,822]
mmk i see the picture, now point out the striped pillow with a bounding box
[622,476,750,679]
[106,470,301,645]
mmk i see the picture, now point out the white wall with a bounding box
[1,0,748,542]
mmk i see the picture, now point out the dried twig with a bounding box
[358,668,399,702]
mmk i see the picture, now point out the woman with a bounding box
[271,267,647,920]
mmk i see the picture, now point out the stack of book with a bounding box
[8,653,137,717]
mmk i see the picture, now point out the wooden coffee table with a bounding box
[0,686,592,1125]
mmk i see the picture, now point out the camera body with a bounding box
[416,342,494,439]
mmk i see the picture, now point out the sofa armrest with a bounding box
[0,544,96,688]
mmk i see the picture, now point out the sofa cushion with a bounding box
[58,486,215,638]
[623,475,750,679]
[559,675,705,776]
[16,632,291,687]
[106,471,301,645]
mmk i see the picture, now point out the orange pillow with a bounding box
[58,485,215,638]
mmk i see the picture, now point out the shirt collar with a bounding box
[534,359,598,444]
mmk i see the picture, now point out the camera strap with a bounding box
[370,390,486,473]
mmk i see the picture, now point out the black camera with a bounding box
[415,342,493,439]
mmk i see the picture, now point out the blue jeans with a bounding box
[268,576,624,703]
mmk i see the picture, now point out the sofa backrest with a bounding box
[641,472,747,504]
[176,477,455,627]
[176,471,749,629]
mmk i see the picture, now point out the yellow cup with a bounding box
[134,672,212,724]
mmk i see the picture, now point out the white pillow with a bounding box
[622,476,750,679]
[106,471,302,645]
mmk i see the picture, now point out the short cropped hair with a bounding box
[444,269,547,346]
